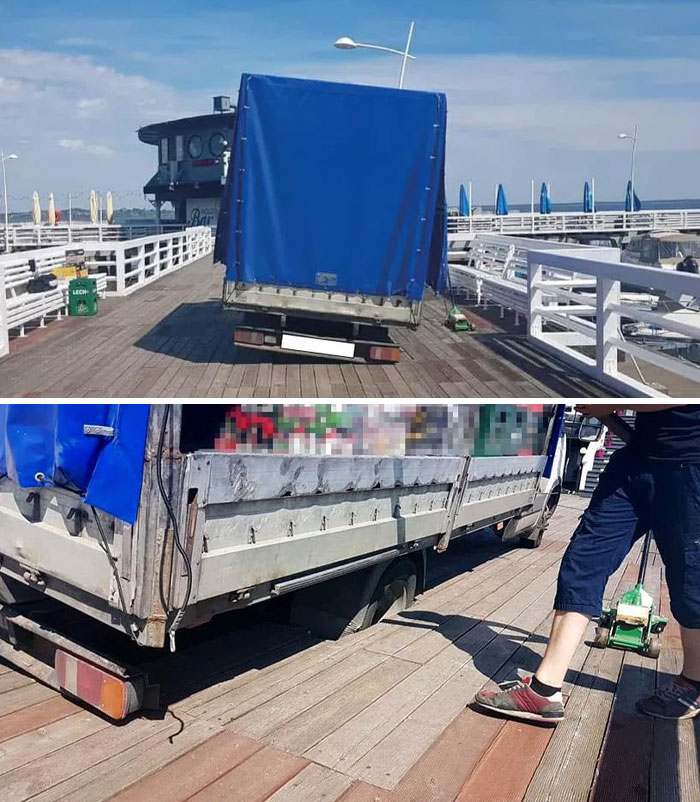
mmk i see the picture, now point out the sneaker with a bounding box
[636,676,700,720]
[473,675,564,723]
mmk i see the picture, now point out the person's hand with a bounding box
[576,404,620,420]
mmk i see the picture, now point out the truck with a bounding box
[0,403,565,720]
[215,74,448,362]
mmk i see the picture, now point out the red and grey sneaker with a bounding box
[473,675,564,723]
[636,676,700,720]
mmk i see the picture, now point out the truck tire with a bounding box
[364,557,418,628]
[289,553,423,640]
[519,486,560,549]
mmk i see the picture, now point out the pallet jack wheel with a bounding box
[593,626,610,649]
[646,636,662,660]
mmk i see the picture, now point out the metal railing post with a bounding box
[115,244,126,295]
[0,261,9,358]
[527,254,543,339]
[596,276,621,379]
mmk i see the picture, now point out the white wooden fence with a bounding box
[447,208,700,237]
[448,234,700,396]
[0,226,213,358]
[0,222,185,252]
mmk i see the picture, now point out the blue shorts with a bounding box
[556,447,700,628]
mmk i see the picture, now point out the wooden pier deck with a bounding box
[1,495,697,802]
[0,255,613,398]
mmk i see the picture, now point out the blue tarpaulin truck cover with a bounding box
[0,405,150,524]
[216,74,448,300]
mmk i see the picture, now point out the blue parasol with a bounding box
[583,181,593,213]
[539,182,552,214]
[625,180,641,212]
[459,184,470,216]
[495,183,508,215]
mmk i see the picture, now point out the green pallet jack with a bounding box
[594,528,668,659]
[592,412,668,659]
[445,305,474,332]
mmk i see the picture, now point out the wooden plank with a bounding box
[455,721,554,802]
[0,712,108,777]
[265,762,353,802]
[0,683,56,717]
[228,649,390,737]
[522,646,624,802]
[0,696,80,745]
[267,655,416,754]
[0,715,165,802]
[588,650,656,802]
[650,647,700,802]
[307,558,561,780]
[184,745,307,802]
[0,671,35,694]
[104,730,263,802]
[32,719,219,802]
[345,562,562,788]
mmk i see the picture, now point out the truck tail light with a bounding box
[234,329,265,346]
[55,649,141,720]
[369,345,402,363]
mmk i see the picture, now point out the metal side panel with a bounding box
[190,452,463,505]
[0,482,114,602]
[223,280,420,326]
[453,455,546,529]
[196,508,447,600]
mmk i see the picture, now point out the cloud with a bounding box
[56,138,114,157]
[1,41,700,207]
[0,48,203,204]
[283,52,700,202]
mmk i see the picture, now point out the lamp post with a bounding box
[1,150,19,254]
[334,21,417,89]
[618,124,639,208]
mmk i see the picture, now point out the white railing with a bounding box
[0,226,213,358]
[447,234,700,396]
[447,208,700,237]
[526,248,700,397]
[0,222,186,252]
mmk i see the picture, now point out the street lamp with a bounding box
[1,150,19,253]
[333,21,417,89]
[618,124,639,209]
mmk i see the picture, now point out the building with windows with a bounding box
[138,96,235,226]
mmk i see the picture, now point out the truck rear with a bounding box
[216,74,448,362]
[0,403,564,719]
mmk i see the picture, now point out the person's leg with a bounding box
[534,610,590,688]
[474,450,645,722]
[681,626,700,683]
[637,463,700,719]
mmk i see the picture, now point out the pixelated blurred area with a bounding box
[202,404,554,457]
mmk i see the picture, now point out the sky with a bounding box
[1,0,700,210]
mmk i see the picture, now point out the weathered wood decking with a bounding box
[0,255,614,398]
[1,495,697,802]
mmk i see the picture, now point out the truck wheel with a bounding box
[646,636,662,660]
[519,531,543,549]
[518,486,559,549]
[593,626,610,648]
[366,557,418,627]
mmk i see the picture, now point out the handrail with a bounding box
[0,227,213,358]
[447,208,700,237]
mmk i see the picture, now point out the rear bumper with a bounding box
[234,323,401,363]
[223,280,421,327]
[0,602,159,720]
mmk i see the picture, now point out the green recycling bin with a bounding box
[68,277,98,316]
